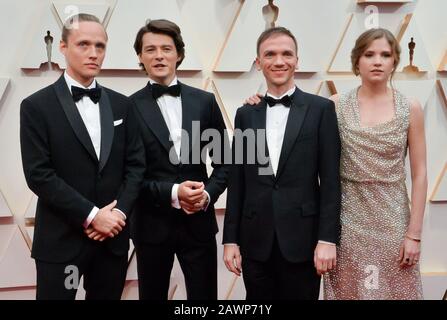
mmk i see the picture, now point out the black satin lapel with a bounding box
[53,75,98,163]
[97,86,114,172]
[180,85,201,161]
[275,89,309,180]
[134,85,174,154]
[253,102,274,180]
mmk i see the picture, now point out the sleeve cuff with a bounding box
[112,208,127,220]
[83,206,99,229]
[203,190,211,211]
[171,184,181,209]
[318,240,336,246]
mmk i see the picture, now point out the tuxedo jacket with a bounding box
[20,75,145,263]
[223,87,341,263]
[130,82,229,244]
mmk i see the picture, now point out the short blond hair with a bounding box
[61,13,107,43]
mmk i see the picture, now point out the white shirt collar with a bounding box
[149,77,178,87]
[64,71,97,93]
[266,86,296,99]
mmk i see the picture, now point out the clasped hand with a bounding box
[84,200,126,242]
[178,181,208,214]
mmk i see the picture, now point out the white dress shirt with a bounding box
[64,72,125,228]
[265,87,296,176]
[149,77,210,210]
[151,78,183,159]
[64,72,101,158]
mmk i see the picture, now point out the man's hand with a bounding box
[194,193,209,210]
[244,93,262,105]
[90,200,125,238]
[84,227,107,242]
[180,192,208,214]
[314,242,337,276]
[178,181,204,214]
[223,244,242,276]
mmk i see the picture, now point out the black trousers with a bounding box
[242,236,321,300]
[35,242,128,300]
[134,223,217,300]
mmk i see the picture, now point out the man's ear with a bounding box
[59,40,66,55]
[255,57,261,71]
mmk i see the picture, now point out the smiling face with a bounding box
[357,37,395,84]
[60,21,107,87]
[138,32,181,86]
[256,33,298,95]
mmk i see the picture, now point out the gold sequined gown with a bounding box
[323,88,423,300]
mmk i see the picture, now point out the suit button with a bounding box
[97,173,102,179]
[274,184,279,190]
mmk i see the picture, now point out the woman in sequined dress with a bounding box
[323,28,427,300]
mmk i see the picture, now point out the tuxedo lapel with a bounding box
[134,84,174,154]
[53,75,98,163]
[97,84,114,172]
[275,88,309,181]
[253,101,274,180]
[180,83,201,160]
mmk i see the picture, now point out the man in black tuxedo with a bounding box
[20,14,145,300]
[223,27,341,300]
[130,19,229,300]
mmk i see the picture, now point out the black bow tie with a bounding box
[264,95,292,107]
[71,86,101,104]
[151,83,181,100]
